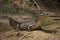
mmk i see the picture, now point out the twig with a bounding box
[33,0,41,10]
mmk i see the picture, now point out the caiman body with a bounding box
[9,11,47,31]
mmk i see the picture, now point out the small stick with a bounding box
[33,0,41,10]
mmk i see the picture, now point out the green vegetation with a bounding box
[10,7,20,14]
[0,0,20,14]
[0,6,20,14]
[4,0,12,5]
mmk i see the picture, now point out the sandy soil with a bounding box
[0,31,59,40]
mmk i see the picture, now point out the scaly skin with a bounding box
[9,15,47,31]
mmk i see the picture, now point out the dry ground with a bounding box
[0,31,59,40]
[0,14,60,40]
